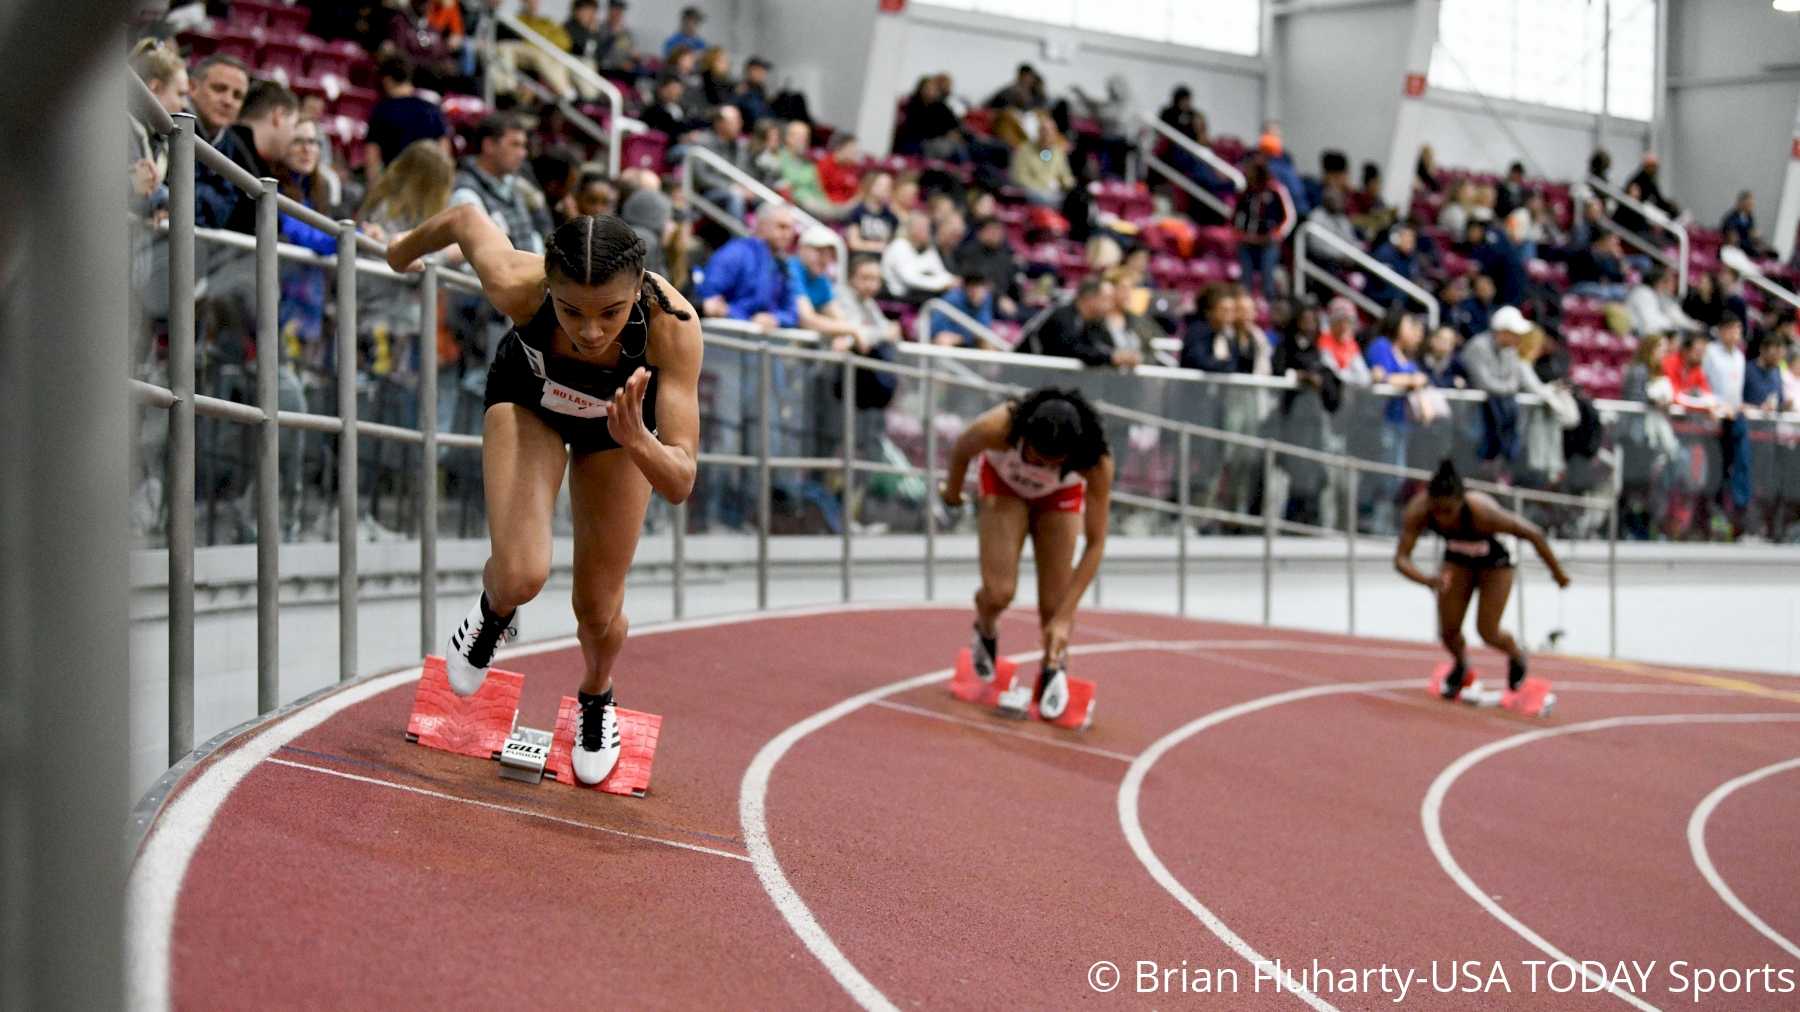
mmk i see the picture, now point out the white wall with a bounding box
[1278,0,1414,186]
[1412,89,1648,182]
[884,5,1266,153]
[1664,0,1800,232]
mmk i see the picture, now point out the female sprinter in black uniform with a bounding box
[1395,461,1571,699]
[387,209,701,785]
[940,389,1113,719]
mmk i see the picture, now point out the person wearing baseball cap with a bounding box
[664,5,705,57]
[787,225,863,343]
[1460,304,1536,465]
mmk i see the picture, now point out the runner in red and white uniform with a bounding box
[940,388,1114,719]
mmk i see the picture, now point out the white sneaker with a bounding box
[1037,666,1069,721]
[969,624,998,683]
[445,595,518,697]
[573,693,622,785]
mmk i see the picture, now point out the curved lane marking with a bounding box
[1422,713,1800,1012]
[1687,756,1800,961]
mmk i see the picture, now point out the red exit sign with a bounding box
[1404,73,1427,98]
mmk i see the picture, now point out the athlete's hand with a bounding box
[1553,569,1572,589]
[1041,615,1072,668]
[606,367,655,451]
[1431,570,1453,596]
[940,481,963,508]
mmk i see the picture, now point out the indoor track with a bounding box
[128,605,1800,1011]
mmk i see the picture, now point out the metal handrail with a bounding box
[680,145,848,282]
[915,296,1008,350]
[1137,111,1246,190]
[1294,221,1441,330]
[129,67,175,135]
[494,12,644,177]
[1589,175,1689,297]
[1719,244,1800,313]
[1134,113,1237,221]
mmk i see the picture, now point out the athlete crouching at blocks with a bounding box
[387,208,702,786]
[940,388,1114,719]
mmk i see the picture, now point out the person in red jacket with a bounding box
[1662,332,1716,412]
[814,134,863,207]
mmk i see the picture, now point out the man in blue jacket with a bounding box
[697,204,799,332]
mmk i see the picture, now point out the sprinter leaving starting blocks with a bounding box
[1428,661,1555,717]
[546,697,663,797]
[949,649,1096,730]
[406,655,524,759]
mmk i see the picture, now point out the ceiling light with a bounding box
[1777,0,1800,12]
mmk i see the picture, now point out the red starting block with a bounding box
[949,647,1018,707]
[1021,670,1098,731]
[1428,661,1555,717]
[545,696,663,797]
[406,655,524,759]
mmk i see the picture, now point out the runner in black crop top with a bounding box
[484,292,660,455]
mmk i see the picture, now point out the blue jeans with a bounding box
[1570,281,1629,302]
[1720,415,1752,511]
[1238,242,1280,299]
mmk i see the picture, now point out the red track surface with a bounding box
[133,607,1800,1011]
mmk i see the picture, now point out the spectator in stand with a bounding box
[1232,289,1274,375]
[1305,150,1350,213]
[1681,268,1728,329]
[1348,162,1396,236]
[449,114,543,254]
[1570,198,1607,250]
[1662,331,1715,410]
[1526,193,1567,252]
[1102,264,1168,358]
[360,138,456,238]
[1363,311,1429,532]
[846,172,899,254]
[692,104,754,220]
[1270,298,1342,524]
[1438,178,1478,240]
[1234,160,1297,301]
[700,47,737,107]
[274,117,337,347]
[786,225,863,342]
[881,212,957,306]
[594,1,640,77]
[697,203,798,332]
[1720,191,1769,259]
[1259,126,1310,216]
[1008,110,1075,207]
[1319,298,1372,387]
[1365,223,1422,310]
[1158,86,1201,143]
[1034,276,1141,367]
[956,216,1021,318]
[664,6,706,58]
[986,64,1047,110]
[564,0,603,69]
[1705,312,1751,527]
[1461,306,1536,468]
[641,73,704,142]
[568,170,617,217]
[364,56,451,190]
[1745,324,1788,413]
[894,74,964,160]
[663,44,711,124]
[188,53,248,148]
[777,120,850,220]
[1627,265,1701,336]
[747,117,786,191]
[621,185,673,277]
[1306,187,1360,266]
[735,57,776,129]
[832,254,903,352]
[1421,324,1465,388]
[929,273,997,348]
[1414,144,1441,193]
[1567,231,1629,301]
[496,0,591,102]
[892,174,923,219]
[815,134,863,208]
[1181,284,1246,372]
[936,212,968,272]
[128,41,186,218]
[1495,161,1529,219]
[424,0,472,78]
[197,80,304,234]
[1623,152,1680,227]
[1458,274,1498,339]
[1469,212,1529,307]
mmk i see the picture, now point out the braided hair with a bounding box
[543,214,691,322]
[1006,387,1109,475]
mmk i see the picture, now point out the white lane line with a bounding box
[1119,679,1415,1012]
[127,605,970,1012]
[1422,713,1800,1012]
[1687,756,1800,961]
[739,638,1208,1012]
[267,758,751,862]
[871,700,1139,763]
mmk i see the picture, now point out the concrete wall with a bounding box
[1276,0,1413,185]
[1664,0,1800,233]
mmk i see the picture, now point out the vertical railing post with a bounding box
[1345,462,1357,636]
[418,261,439,657]
[922,355,938,601]
[1262,440,1276,625]
[1513,490,1527,647]
[336,221,359,680]
[841,353,855,602]
[1608,499,1619,659]
[255,179,281,713]
[1177,427,1189,618]
[672,498,686,619]
[166,113,197,762]
[756,345,771,610]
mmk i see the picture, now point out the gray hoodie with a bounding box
[620,188,672,278]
